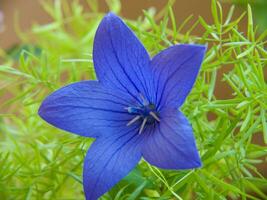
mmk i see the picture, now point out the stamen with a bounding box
[149,111,160,122]
[127,116,141,126]
[126,94,159,134]
[139,117,147,134]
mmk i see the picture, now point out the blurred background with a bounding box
[0,0,266,199]
[0,0,234,49]
[2,0,267,49]
[3,0,267,50]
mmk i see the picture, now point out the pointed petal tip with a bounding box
[38,92,55,120]
[38,97,56,127]
[38,99,46,119]
[198,44,208,53]
[197,44,208,53]
[104,12,120,21]
[193,158,203,169]
[106,11,116,17]
[187,154,202,169]
[102,12,127,28]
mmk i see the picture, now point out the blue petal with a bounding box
[93,13,154,103]
[38,81,134,138]
[142,108,201,169]
[151,44,206,109]
[83,126,142,200]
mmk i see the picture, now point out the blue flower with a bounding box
[39,13,206,200]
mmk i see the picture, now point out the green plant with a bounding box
[227,0,267,32]
[0,0,266,199]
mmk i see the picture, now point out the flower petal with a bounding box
[151,44,206,109]
[142,109,201,169]
[93,13,154,103]
[83,126,142,200]
[38,81,134,138]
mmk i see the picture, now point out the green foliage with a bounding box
[229,0,267,32]
[0,0,266,199]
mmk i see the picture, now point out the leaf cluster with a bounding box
[0,0,266,199]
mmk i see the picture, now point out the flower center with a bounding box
[126,94,160,134]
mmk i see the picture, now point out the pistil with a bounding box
[126,94,160,134]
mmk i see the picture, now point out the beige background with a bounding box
[0,0,214,49]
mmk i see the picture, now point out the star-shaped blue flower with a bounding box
[39,13,206,200]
